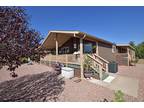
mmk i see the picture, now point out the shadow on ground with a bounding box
[0,72,65,102]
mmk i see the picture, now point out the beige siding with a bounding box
[98,42,116,62]
[115,53,129,66]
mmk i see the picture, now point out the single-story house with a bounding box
[116,44,135,66]
[40,30,135,80]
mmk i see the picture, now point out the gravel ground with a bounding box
[59,78,114,102]
[0,63,143,102]
[58,78,137,102]
[0,72,64,102]
[58,64,144,102]
[117,64,144,101]
[0,63,54,82]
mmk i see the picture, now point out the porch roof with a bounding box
[116,44,135,50]
[41,30,114,49]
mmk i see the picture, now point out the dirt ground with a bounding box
[0,63,54,82]
[117,64,144,101]
[58,64,144,102]
[58,78,137,102]
[0,63,144,102]
[0,71,64,102]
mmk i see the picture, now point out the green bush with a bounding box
[114,90,125,102]
[20,57,28,63]
[129,41,144,59]
[83,55,92,71]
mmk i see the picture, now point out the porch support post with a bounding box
[80,38,84,79]
[49,54,52,66]
[106,63,108,73]
[133,50,136,61]
[56,33,58,62]
[99,65,103,80]
[96,41,99,55]
[66,54,68,67]
[127,48,130,66]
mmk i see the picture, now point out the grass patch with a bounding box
[137,59,144,64]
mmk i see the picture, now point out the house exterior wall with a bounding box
[129,48,135,61]
[98,42,116,62]
[42,32,135,66]
[58,37,75,54]
[116,46,135,66]
[115,53,129,65]
[58,37,96,54]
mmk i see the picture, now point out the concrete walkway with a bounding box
[117,64,144,101]
[109,75,138,97]
[88,64,144,98]
[88,74,139,97]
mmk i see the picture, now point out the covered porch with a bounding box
[40,31,109,80]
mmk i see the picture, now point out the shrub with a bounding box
[20,57,28,63]
[114,90,125,102]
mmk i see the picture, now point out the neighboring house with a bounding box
[40,30,135,79]
[116,44,135,66]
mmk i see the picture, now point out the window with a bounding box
[60,47,69,54]
[65,47,69,53]
[84,43,92,53]
[112,45,116,53]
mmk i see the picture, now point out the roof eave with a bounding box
[41,30,114,48]
[116,44,135,50]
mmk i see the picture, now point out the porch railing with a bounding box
[92,53,109,72]
[41,54,80,65]
[86,54,109,80]
[41,53,109,80]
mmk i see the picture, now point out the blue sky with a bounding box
[24,6,144,44]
